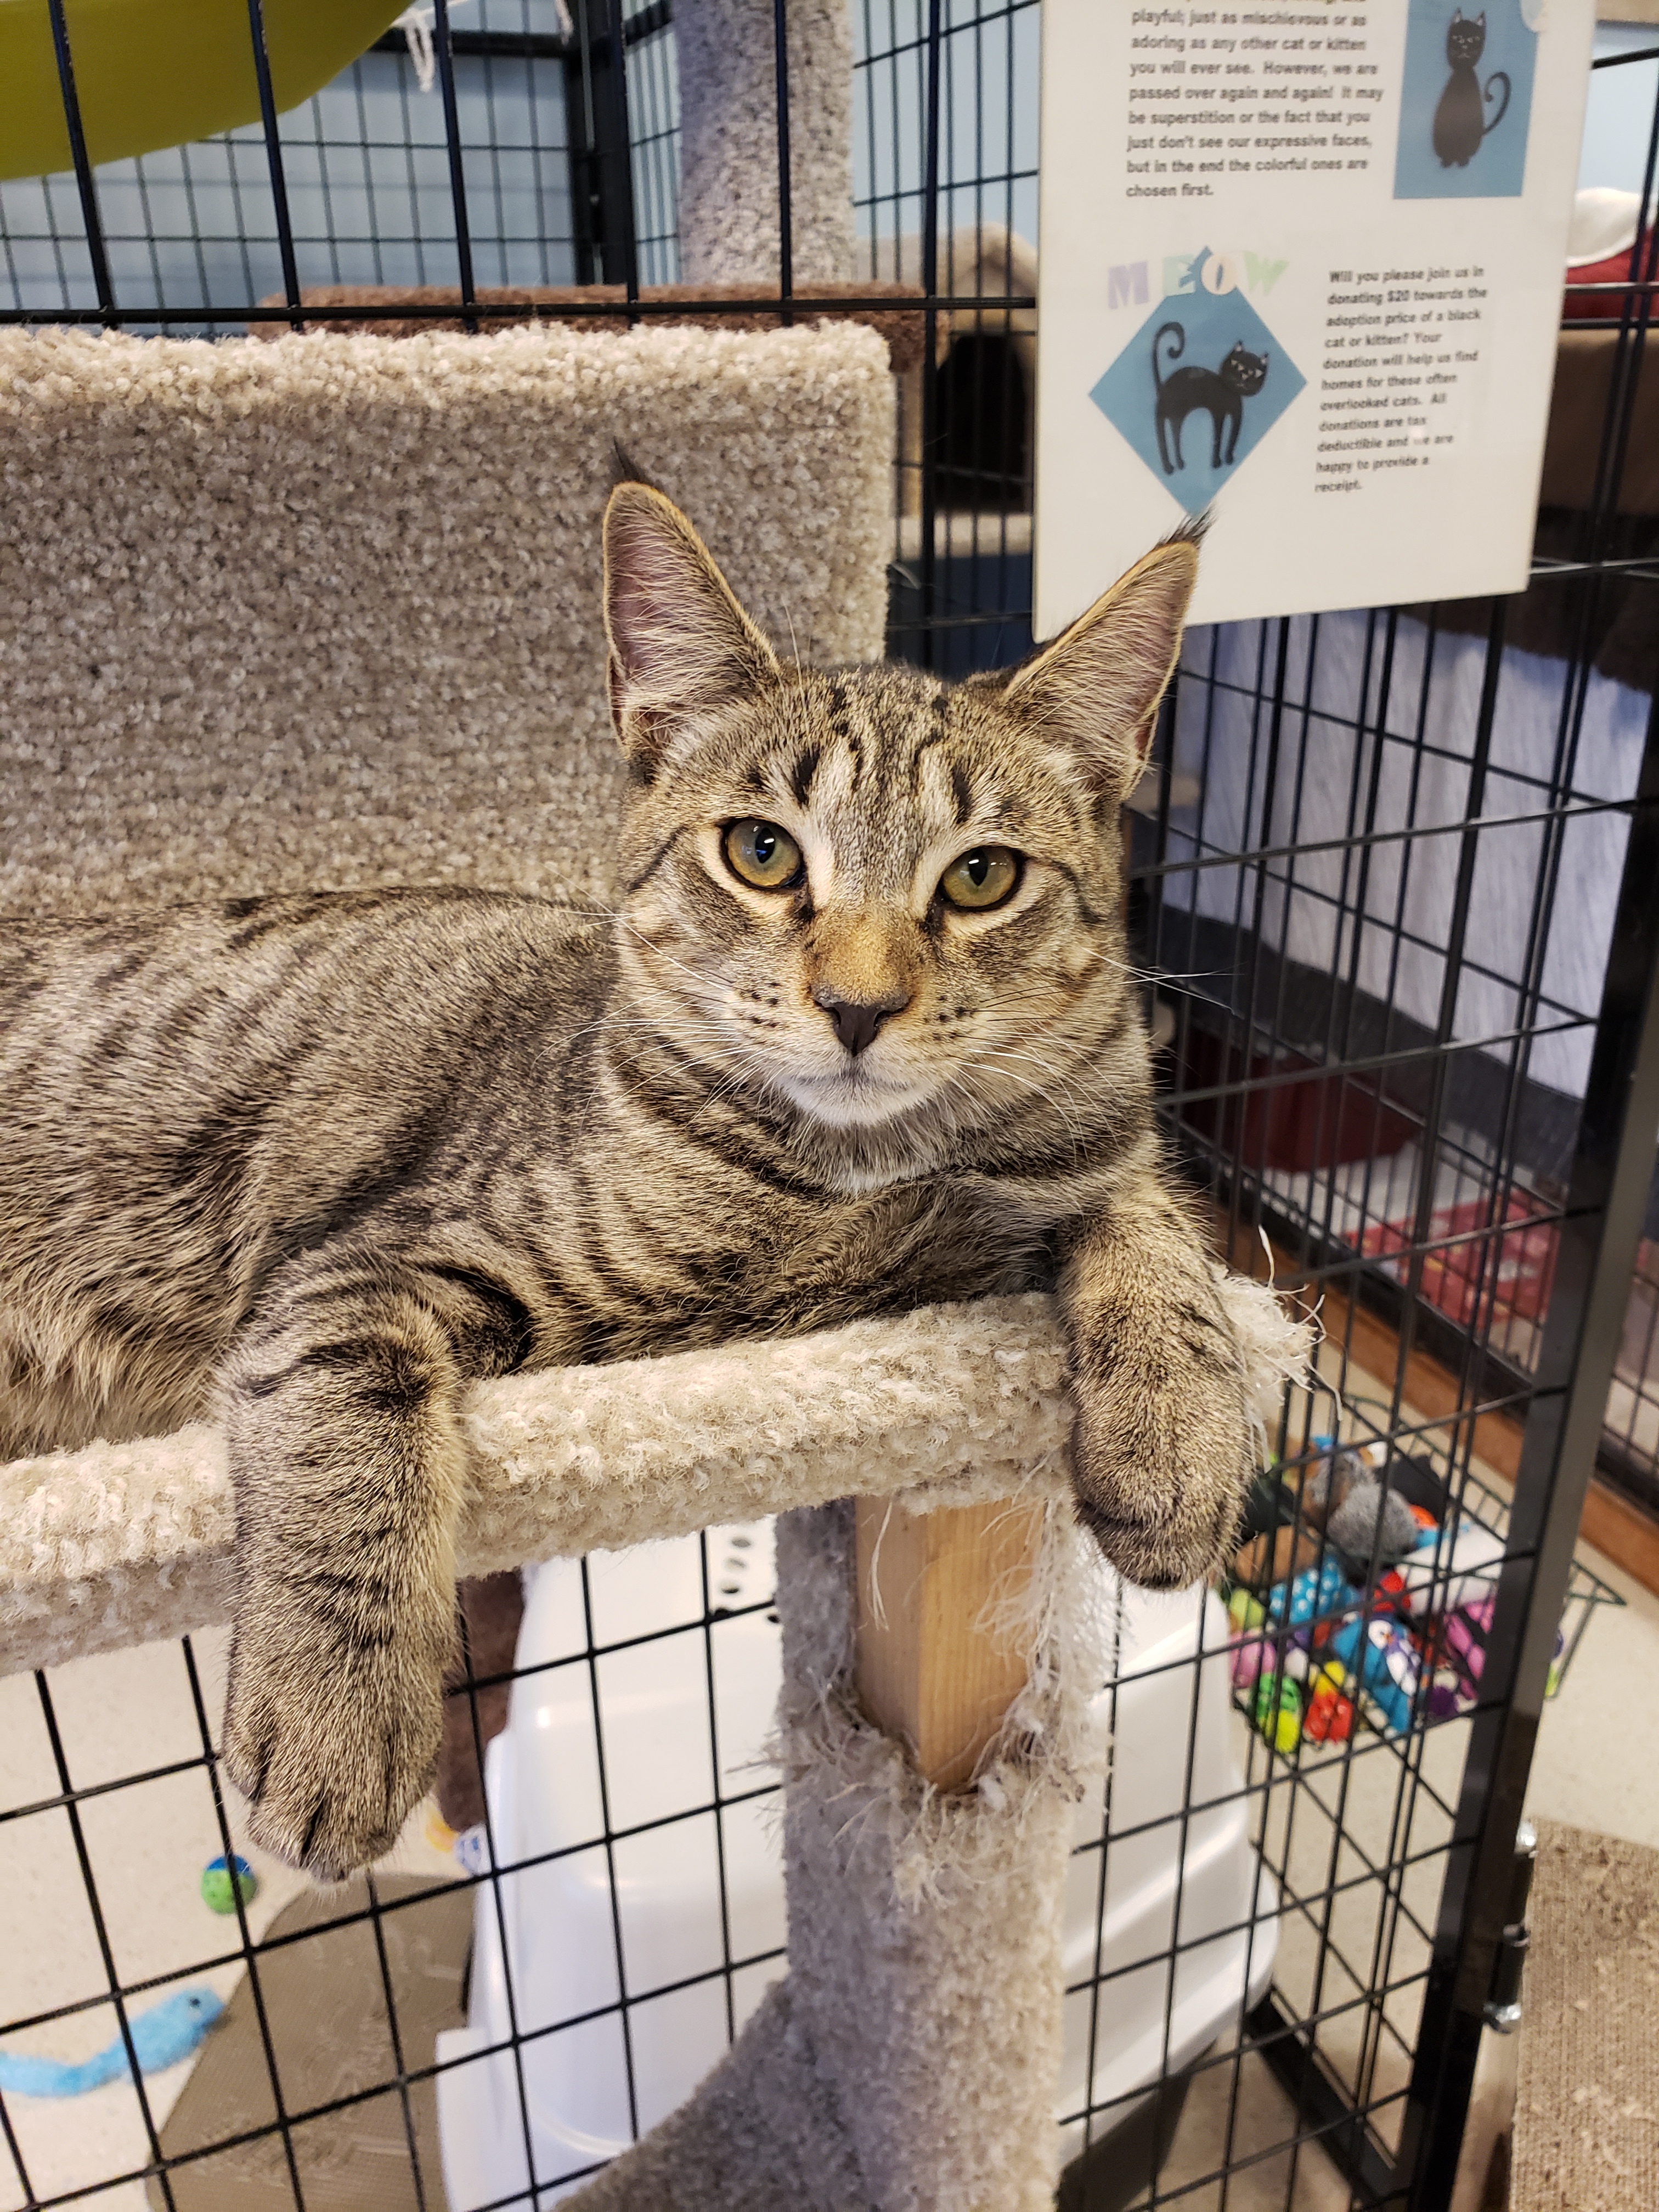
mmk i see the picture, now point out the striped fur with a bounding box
[0,486,1248,1877]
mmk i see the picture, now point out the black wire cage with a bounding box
[4,5,1659,2210]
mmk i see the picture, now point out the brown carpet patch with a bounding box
[1511,1820,1659,2211]
[148,1875,471,2210]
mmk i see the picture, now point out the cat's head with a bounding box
[1446,8,1485,64]
[601,479,1198,1170]
[1222,343,1268,396]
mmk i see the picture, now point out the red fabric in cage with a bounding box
[1361,1195,1559,1334]
[1564,233,1656,321]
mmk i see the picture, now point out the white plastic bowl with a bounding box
[437,1526,1277,2208]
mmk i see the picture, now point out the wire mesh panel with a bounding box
[864,0,1041,672]
[0,1,693,331]
[0,1529,783,2211]
[4,9,1659,2212]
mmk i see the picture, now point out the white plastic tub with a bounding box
[437,1526,1277,2208]
[1054,1580,1281,2177]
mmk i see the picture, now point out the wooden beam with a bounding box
[853,1495,1045,1790]
[1577,1475,1659,1593]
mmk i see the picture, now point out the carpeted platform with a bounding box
[0,321,891,924]
[252,282,928,372]
[1510,1820,1659,2211]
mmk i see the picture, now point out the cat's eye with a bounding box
[723,819,803,891]
[939,846,1021,911]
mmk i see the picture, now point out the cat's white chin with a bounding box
[780,1064,932,1130]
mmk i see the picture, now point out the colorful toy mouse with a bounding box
[1304,1661,1356,1744]
[1327,1481,1423,1573]
[1254,1673,1303,1756]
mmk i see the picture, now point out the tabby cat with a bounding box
[0,483,1249,1879]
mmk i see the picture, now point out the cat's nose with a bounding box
[813,987,911,1056]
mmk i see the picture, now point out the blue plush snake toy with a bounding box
[0,1988,223,2097]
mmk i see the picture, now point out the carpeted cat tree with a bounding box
[0,31,1304,2207]
[675,0,856,287]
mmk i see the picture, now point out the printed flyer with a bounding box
[1033,0,1596,630]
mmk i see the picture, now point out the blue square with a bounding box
[1088,273,1307,517]
[1393,0,1538,200]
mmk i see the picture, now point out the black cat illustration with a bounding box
[1432,9,1510,168]
[1152,322,1269,475]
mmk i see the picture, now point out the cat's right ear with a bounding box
[602,482,778,770]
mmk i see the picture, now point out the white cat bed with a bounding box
[0,319,1305,2209]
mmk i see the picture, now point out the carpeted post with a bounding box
[775,1497,1097,2209]
[675,0,856,285]
[566,1496,1105,2210]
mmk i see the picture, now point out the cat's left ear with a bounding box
[602,481,780,768]
[996,534,1199,802]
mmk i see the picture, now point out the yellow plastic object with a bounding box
[0,0,409,183]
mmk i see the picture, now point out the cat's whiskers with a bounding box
[1138,963,1226,988]
[695,1065,782,1124]
[682,1063,759,1129]
[618,923,725,997]
[532,1009,738,1084]
[972,1037,1101,1101]
[960,1056,1094,1153]
[961,1039,1119,1152]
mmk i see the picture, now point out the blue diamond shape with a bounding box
[1089,269,1306,516]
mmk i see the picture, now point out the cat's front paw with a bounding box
[1069,1355,1252,1592]
[222,1593,447,1882]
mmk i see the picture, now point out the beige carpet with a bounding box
[0,321,892,926]
[1511,1820,1659,2211]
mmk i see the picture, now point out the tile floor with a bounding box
[0,1627,454,2212]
